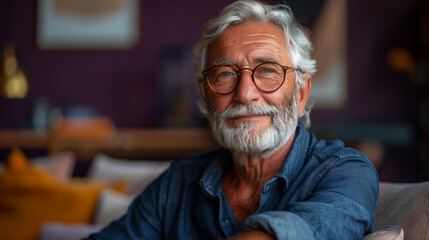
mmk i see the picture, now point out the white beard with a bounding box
[207,95,298,158]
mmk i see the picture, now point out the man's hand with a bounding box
[230,230,275,240]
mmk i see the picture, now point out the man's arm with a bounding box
[240,154,379,239]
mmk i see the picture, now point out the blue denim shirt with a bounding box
[86,122,379,240]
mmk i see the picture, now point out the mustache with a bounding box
[218,104,280,119]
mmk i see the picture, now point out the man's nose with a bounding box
[233,70,261,104]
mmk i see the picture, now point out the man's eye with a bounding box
[261,68,275,73]
[215,70,236,79]
[219,71,234,77]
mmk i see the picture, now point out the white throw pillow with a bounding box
[39,222,103,240]
[93,189,135,226]
[87,154,172,195]
[30,151,76,180]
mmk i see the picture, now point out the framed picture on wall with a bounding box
[37,0,139,50]
[308,0,348,109]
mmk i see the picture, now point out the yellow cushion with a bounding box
[0,148,126,240]
[0,147,55,187]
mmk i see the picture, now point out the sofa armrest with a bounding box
[375,181,429,240]
[362,226,404,240]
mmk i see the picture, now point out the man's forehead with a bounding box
[206,22,290,67]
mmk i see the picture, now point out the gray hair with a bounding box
[193,0,316,128]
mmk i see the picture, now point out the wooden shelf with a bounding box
[0,128,219,160]
[0,130,48,149]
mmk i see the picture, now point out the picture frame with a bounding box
[308,0,348,109]
[37,0,139,50]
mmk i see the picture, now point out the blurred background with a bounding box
[0,0,427,182]
[0,0,428,239]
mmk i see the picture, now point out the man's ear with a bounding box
[198,81,207,102]
[295,72,311,117]
[197,81,210,115]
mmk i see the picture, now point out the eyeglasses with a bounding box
[202,62,299,95]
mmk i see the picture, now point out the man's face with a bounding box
[203,22,306,156]
[205,22,296,133]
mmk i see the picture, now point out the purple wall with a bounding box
[312,0,420,124]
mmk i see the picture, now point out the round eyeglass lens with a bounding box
[207,66,238,94]
[253,63,285,92]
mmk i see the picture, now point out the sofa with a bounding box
[0,148,171,240]
[363,181,429,240]
[1,148,427,240]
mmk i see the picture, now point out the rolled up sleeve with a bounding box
[242,211,315,239]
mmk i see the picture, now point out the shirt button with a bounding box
[223,220,230,225]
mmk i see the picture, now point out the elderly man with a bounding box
[86,1,378,239]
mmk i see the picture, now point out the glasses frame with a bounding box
[202,62,300,95]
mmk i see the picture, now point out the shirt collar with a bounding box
[200,148,232,199]
[199,121,311,197]
[275,121,311,190]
